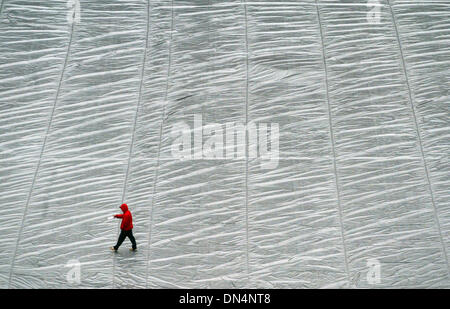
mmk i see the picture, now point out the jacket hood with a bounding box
[120,203,128,213]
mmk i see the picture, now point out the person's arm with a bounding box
[114,214,124,218]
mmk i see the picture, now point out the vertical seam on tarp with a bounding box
[145,0,174,288]
[7,17,76,288]
[314,0,351,286]
[0,1,5,19]
[112,0,152,289]
[242,0,250,282]
[387,0,450,277]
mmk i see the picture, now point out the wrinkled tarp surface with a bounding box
[0,0,449,288]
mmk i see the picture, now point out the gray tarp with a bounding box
[0,0,449,288]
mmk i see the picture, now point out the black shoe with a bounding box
[129,248,137,252]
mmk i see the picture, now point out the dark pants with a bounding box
[114,229,137,250]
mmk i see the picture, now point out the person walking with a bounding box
[110,203,137,252]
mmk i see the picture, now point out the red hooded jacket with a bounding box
[114,203,133,231]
